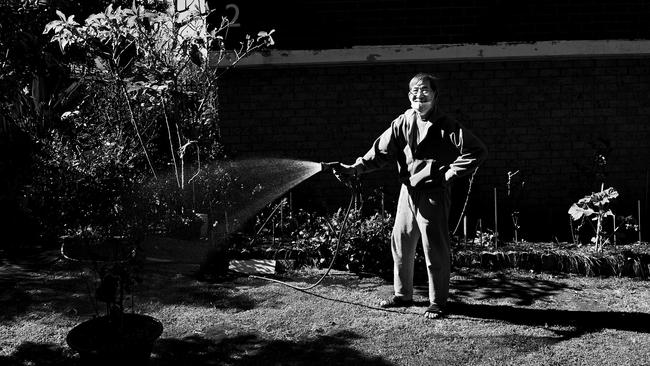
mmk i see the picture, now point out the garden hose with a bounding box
[232,165,358,290]
[242,192,356,290]
[452,166,479,236]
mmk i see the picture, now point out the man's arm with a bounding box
[334,118,404,180]
[444,122,488,182]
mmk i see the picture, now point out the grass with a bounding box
[1,251,650,365]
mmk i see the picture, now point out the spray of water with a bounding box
[211,158,323,235]
[138,158,324,263]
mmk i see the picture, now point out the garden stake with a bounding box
[638,200,642,243]
[494,187,498,248]
[249,199,285,246]
[463,216,467,245]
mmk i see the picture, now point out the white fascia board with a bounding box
[210,40,650,68]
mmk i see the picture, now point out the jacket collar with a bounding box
[407,107,444,123]
[405,108,444,151]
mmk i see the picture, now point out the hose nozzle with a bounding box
[320,161,341,172]
[321,161,361,195]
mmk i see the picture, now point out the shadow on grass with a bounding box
[449,271,574,306]
[0,265,94,321]
[138,267,264,312]
[0,258,264,320]
[0,330,392,366]
[152,329,393,366]
[449,302,650,333]
[0,342,78,366]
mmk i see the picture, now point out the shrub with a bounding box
[28,3,275,246]
[240,205,396,277]
[30,112,148,244]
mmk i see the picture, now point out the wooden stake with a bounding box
[280,199,284,236]
[639,200,643,243]
[289,191,293,219]
[643,169,650,222]
[463,216,467,245]
[569,216,577,245]
[494,187,498,248]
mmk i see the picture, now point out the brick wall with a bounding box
[216,57,650,242]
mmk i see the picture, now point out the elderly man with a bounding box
[334,73,488,319]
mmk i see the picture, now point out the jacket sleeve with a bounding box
[351,118,405,174]
[445,121,488,181]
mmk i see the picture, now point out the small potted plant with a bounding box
[61,226,163,366]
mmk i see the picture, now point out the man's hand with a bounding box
[332,163,357,183]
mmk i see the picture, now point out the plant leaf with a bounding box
[43,20,61,35]
[568,204,594,221]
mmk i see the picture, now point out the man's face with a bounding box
[408,79,435,115]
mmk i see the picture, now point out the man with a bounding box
[333,73,487,319]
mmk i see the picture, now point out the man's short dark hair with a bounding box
[409,73,439,92]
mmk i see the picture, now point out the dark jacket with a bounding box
[353,108,488,191]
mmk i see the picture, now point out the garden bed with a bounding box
[453,242,650,279]
[227,235,650,280]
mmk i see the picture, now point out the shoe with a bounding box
[424,303,446,319]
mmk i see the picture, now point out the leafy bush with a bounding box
[31,132,141,245]
[26,3,275,246]
[238,205,396,277]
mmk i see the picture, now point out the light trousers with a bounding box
[391,184,451,305]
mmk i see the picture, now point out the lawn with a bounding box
[1,250,649,366]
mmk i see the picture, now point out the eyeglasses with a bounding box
[409,87,433,96]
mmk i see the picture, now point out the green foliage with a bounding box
[28,2,275,244]
[0,1,123,133]
[39,2,275,226]
[0,2,116,250]
[137,162,254,240]
[569,187,619,222]
[341,210,395,276]
[472,229,497,248]
[43,3,275,161]
[568,187,620,251]
[29,81,148,243]
[242,206,395,277]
